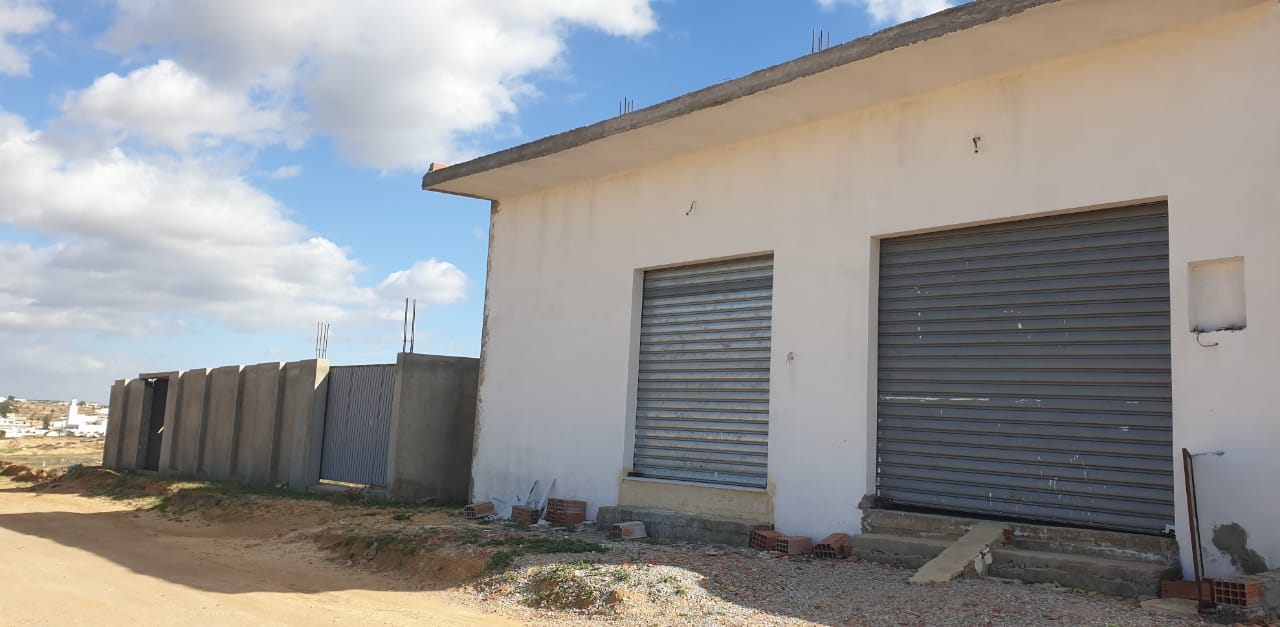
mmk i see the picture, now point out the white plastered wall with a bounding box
[472,5,1280,578]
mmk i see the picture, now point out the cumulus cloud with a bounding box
[100,0,658,170]
[0,1,657,396]
[377,259,468,306]
[61,60,292,151]
[817,0,954,25]
[0,0,52,75]
[0,110,466,337]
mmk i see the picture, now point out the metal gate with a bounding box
[876,203,1174,533]
[632,255,774,488]
[320,364,395,486]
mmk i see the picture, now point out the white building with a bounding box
[423,0,1279,580]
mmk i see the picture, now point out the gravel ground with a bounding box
[457,524,1207,627]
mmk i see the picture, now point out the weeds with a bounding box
[482,537,608,572]
[483,537,607,554]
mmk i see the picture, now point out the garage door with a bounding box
[876,203,1174,533]
[631,256,773,488]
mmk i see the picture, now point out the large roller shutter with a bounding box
[876,203,1174,533]
[632,256,773,488]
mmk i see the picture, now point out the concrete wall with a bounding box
[102,379,128,469]
[202,365,243,481]
[169,369,209,476]
[283,359,329,488]
[386,353,479,504]
[102,360,330,490]
[101,356,474,499]
[235,362,285,485]
[471,5,1280,579]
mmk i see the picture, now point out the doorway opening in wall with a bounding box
[140,377,169,472]
[874,202,1174,535]
[629,255,774,490]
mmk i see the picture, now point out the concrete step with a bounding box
[862,508,1178,565]
[988,547,1179,597]
[595,506,771,547]
[849,534,951,570]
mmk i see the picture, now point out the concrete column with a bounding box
[202,365,243,480]
[171,369,210,477]
[386,353,479,504]
[235,362,285,485]
[120,379,149,471]
[284,359,329,491]
[102,379,129,469]
[150,371,182,477]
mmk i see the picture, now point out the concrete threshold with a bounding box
[596,506,771,547]
[909,522,1007,584]
[858,509,1181,596]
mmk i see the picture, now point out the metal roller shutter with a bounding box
[320,365,395,487]
[876,203,1174,533]
[632,256,774,488]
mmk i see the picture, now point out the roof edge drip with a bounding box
[420,0,1060,195]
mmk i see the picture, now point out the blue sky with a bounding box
[0,0,954,401]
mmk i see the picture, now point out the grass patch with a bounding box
[482,536,608,572]
[483,536,607,554]
[391,512,413,521]
[487,550,519,572]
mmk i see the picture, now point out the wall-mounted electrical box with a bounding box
[1188,257,1246,333]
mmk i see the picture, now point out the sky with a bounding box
[0,0,956,402]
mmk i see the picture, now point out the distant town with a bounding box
[0,396,108,439]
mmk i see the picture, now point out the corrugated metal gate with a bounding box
[876,203,1174,533]
[632,256,774,489]
[320,364,395,486]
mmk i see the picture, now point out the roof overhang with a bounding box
[422,0,1269,200]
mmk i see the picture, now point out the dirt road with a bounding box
[0,483,512,626]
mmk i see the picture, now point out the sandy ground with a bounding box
[0,436,105,469]
[0,478,513,626]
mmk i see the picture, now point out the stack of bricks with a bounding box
[510,504,541,525]
[545,498,587,526]
[813,533,852,559]
[775,535,814,556]
[463,502,495,519]
[750,529,784,551]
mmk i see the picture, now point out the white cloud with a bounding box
[100,0,658,170]
[0,1,658,397]
[0,109,466,337]
[0,0,52,75]
[377,259,468,306]
[817,0,954,25]
[269,164,302,179]
[61,60,291,151]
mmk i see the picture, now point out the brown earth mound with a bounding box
[319,532,489,588]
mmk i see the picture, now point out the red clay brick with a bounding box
[813,533,852,559]
[1212,578,1265,607]
[750,529,784,551]
[1159,579,1212,601]
[463,502,495,519]
[608,521,648,541]
[545,498,587,525]
[775,535,813,556]
[510,505,541,525]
